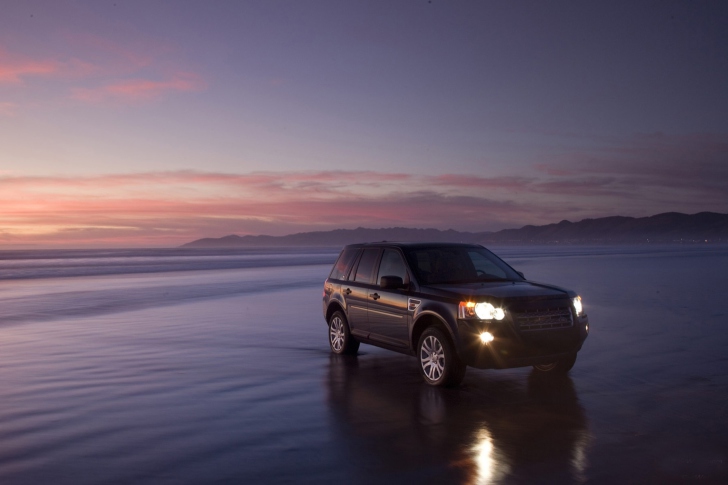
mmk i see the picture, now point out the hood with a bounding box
[421,280,569,301]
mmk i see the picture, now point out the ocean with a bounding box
[0,244,726,483]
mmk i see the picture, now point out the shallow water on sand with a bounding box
[0,245,726,484]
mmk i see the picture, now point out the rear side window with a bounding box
[353,248,380,284]
[329,248,359,280]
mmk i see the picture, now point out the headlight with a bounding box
[573,296,583,316]
[479,331,494,343]
[459,301,505,320]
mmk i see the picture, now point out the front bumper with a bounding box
[457,314,589,369]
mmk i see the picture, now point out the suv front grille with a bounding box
[514,306,573,331]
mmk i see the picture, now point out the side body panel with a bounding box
[367,288,410,348]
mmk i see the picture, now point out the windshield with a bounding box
[404,246,522,285]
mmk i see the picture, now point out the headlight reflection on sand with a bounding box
[465,425,591,484]
[571,433,591,482]
[469,427,510,484]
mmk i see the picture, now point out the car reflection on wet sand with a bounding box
[326,352,590,484]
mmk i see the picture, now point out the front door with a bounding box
[367,248,410,347]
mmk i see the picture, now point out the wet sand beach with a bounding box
[0,246,726,484]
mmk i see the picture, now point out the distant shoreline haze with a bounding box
[181,212,728,248]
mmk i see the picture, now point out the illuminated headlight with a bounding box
[479,331,494,343]
[573,296,583,316]
[459,302,506,320]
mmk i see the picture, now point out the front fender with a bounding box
[411,298,459,345]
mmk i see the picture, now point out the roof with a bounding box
[342,241,484,249]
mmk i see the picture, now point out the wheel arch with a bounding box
[326,301,346,325]
[411,311,456,351]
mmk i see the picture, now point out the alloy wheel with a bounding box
[330,316,345,352]
[420,335,445,381]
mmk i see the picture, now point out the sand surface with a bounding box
[0,246,726,483]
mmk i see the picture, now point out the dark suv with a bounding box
[322,243,589,386]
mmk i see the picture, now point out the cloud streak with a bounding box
[72,73,206,102]
[0,38,205,109]
[2,155,726,247]
[533,132,728,211]
[0,48,59,83]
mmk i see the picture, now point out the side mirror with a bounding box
[516,271,525,279]
[380,275,404,289]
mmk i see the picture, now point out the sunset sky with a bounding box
[1,1,727,247]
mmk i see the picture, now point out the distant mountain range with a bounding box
[181,212,728,248]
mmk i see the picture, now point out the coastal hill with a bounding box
[181,212,728,248]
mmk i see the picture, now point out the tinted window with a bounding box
[405,246,520,284]
[468,251,507,279]
[377,249,408,284]
[353,248,380,284]
[329,247,358,280]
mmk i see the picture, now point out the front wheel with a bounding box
[533,353,577,374]
[328,311,359,355]
[417,327,466,387]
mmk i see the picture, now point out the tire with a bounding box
[328,311,360,355]
[417,327,466,387]
[533,353,577,374]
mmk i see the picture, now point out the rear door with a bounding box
[367,248,411,348]
[342,247,381,337]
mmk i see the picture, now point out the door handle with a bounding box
[343,288,352,295]
[371,293,380,300]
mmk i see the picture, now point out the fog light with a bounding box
[585,323,589,333]
[479,332,494,344]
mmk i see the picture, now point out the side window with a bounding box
[469,251,507,279]
[377,249,408,285]
[329,248,358,280]
[404,250,433,283]
[353,248,380,284]
[415,251,431,273]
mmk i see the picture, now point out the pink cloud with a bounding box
[2,165,725,248]
[0,47,100,83]
[0,40,204,107]
[64,33,155,73]
[0,48,59,83]
[533,164,576,176]
[72,72,206,102]
[432,174,534,192]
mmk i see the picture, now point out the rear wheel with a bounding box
[533,353,577,374]
[328,311,359,355]
[417,327,466,387]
